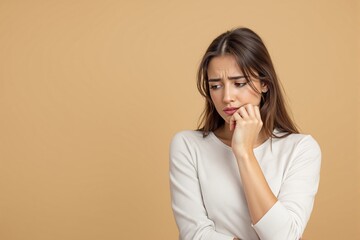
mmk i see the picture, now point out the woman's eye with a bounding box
[210,85,221,90]
[235,82,247,88]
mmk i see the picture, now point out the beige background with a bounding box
[0,0,359,239]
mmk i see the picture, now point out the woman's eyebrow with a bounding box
[208,76,246,82]
[208,78,221,82]
[228,75,246,80]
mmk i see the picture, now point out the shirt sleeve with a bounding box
[252,135,322,240]
[169,132,235,240]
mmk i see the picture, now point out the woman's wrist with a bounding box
[233,148,254,163]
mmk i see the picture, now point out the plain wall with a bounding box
[357,0,360,237]
[0,0,359,239]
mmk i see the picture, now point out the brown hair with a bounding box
[197,27,299,138]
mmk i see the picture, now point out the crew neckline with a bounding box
[208,131,271,152]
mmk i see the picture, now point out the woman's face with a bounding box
[207,55,267,124]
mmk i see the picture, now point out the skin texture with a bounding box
[207,55,277,240]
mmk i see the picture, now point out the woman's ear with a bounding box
[261,82,268,93]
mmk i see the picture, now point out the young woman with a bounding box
[169,27,321,240]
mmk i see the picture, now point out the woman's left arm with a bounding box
[230,104,277,224]
[230,104,321,240]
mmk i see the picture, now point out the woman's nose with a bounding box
[222,84,234,103]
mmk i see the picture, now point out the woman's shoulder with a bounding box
[271,131,322,173]
[169,130,209,164]
[170,130,217,151]
[273,130,321,153]
[171,129,203,142]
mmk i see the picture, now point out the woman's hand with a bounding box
[229,104,263,157]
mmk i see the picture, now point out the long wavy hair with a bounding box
[197,27,299,138]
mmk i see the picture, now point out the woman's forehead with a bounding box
[208,55,243,76]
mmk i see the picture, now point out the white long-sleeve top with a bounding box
[169,130,321,240]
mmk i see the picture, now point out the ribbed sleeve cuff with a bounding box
[252,201,290,240]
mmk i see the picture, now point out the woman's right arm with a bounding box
[170,132,235,240]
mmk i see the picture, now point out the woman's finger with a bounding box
[238,106,249,119]
[230,112,241,131]
[243,104,255,118]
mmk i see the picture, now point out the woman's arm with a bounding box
[235,150,277,224]
[230,104,321,239]
[230,104,277,224]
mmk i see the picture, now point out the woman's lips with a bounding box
[223,107,239,115]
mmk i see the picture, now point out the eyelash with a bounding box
[209,82,247,90]
[235,82,247,88]
[209,85,221,90]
